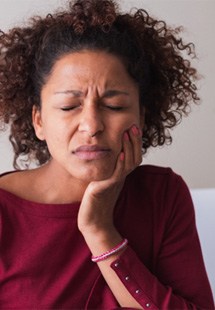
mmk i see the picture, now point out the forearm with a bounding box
[82,228,214,310]
[82,229,143,309]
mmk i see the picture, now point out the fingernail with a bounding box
[124,132,129,141]
[120,152,125,161]
[131,125,140,136]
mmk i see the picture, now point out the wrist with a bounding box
[78,216,114,236]
[79,221,117,241]
[81,228,123,258]
[91,238,128,263]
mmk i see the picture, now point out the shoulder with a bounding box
[0,170,35,197]
[0,170,20,190]
[124,165,194,228]
[126,164,191,204]
[134,164,174,176]
[0,170,25,185]
[129,164,183,186]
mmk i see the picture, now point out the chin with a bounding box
[73,166,114,183]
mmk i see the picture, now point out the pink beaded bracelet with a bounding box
[91,238,128,263]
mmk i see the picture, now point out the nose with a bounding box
[78,104,104,137]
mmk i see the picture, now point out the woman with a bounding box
[0,0,214,309]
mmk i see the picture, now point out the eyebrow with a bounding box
[53,89,129,98]
[102,90,129,98]
[54,90,83,96]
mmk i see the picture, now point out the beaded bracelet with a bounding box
[91,238,128,263]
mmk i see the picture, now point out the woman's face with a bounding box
[33,50,144,183]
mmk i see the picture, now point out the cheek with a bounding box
[114,114,140,134]
[109,118,137,149]
[42,117,69,138]
[110,109,141,147]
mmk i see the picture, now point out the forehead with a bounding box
[45,50,138,90]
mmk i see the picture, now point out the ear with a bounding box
[32,105,45,141]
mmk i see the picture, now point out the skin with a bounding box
[33,50,144,203]
[1,50,144,308]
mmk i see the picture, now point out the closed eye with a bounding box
[61,105,79,111]
[105,105,124,111]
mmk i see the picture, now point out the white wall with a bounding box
[191,188,215,300]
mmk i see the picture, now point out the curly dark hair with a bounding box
[0,0,199,169]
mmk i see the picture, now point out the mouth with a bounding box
[72,145,111,160]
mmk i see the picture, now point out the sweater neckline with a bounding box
[0,188,80,218]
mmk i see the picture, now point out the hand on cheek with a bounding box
[78,125,142,236]
[119,125,143,177]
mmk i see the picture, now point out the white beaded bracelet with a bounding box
[91,238,128,263]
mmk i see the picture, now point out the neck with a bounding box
[34,160,88,204]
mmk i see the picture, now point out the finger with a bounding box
[129,125,143,166]
[109,150,125,183]
[122,131,134,174]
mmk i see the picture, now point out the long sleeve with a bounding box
[111,166,214,309]
[111,246,213,309]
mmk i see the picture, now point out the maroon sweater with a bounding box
[0,165,214,309]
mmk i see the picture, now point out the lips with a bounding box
[72,145,111,160]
